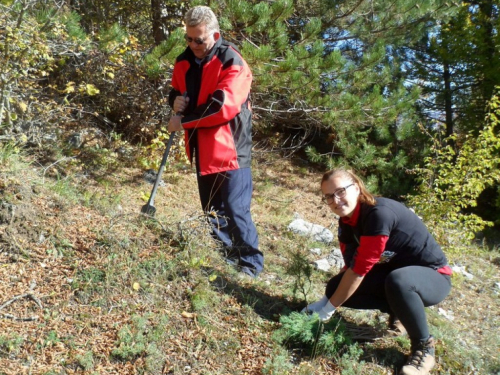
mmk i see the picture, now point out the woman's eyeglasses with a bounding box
[184,34,208,45]
[322,184,354,204]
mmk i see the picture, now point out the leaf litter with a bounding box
[0,154,499,374]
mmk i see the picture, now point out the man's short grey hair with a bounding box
[184,6,220,34]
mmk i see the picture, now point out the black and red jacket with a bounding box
[169,37,253,176]
[338,198,452,277]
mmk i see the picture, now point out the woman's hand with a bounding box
[317,301,336,322]
[301,296,328,313]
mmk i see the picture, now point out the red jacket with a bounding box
[169,38,253,175]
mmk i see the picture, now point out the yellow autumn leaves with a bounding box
[63,82,100,96]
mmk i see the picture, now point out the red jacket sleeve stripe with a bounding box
[352,235,389,276]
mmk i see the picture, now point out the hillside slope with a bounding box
[0,147,499,375]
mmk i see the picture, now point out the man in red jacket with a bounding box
[168,5,263,278]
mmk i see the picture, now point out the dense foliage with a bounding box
[1,0,500,238]
[407,88,500,248]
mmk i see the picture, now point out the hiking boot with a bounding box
[388,313,407,336]
[399,336,436,375]
[224,257,239,267]
[239,266,259,280]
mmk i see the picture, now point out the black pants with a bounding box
[325,265,451,340]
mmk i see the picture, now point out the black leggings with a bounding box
[325,265,452,341]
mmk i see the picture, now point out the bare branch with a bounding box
[0,292,43,322]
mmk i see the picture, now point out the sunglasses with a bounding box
[184,34,208,45]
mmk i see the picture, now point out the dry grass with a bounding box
[0,144,499,375]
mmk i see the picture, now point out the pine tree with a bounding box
[143,0,457,195]
[211,0,457,195]
[407,0,500,139]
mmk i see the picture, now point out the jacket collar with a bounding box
[340,202,361,226]
[204,37,222,62]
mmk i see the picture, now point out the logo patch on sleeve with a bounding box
[378,251,396,263]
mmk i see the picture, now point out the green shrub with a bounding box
[407,88,500,249]
[75,351,94,370]
[273,312,353,358]
[285,248,315,302]
[262,351,294,374]
[0,334,24,356]
[112,316,149,360]
[111,314,169,367]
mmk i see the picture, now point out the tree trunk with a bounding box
[443,61,454,138]
[443,60,456,149]
[478,0,496,104]
[151,0,168,45]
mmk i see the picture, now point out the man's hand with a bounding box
[317,301,336,322]
[168,115,183,132]
[173,94,189,114]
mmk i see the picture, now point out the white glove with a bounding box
[301,295,328,313]
[317,300,336,322]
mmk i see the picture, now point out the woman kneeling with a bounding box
[304,169,452,375]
